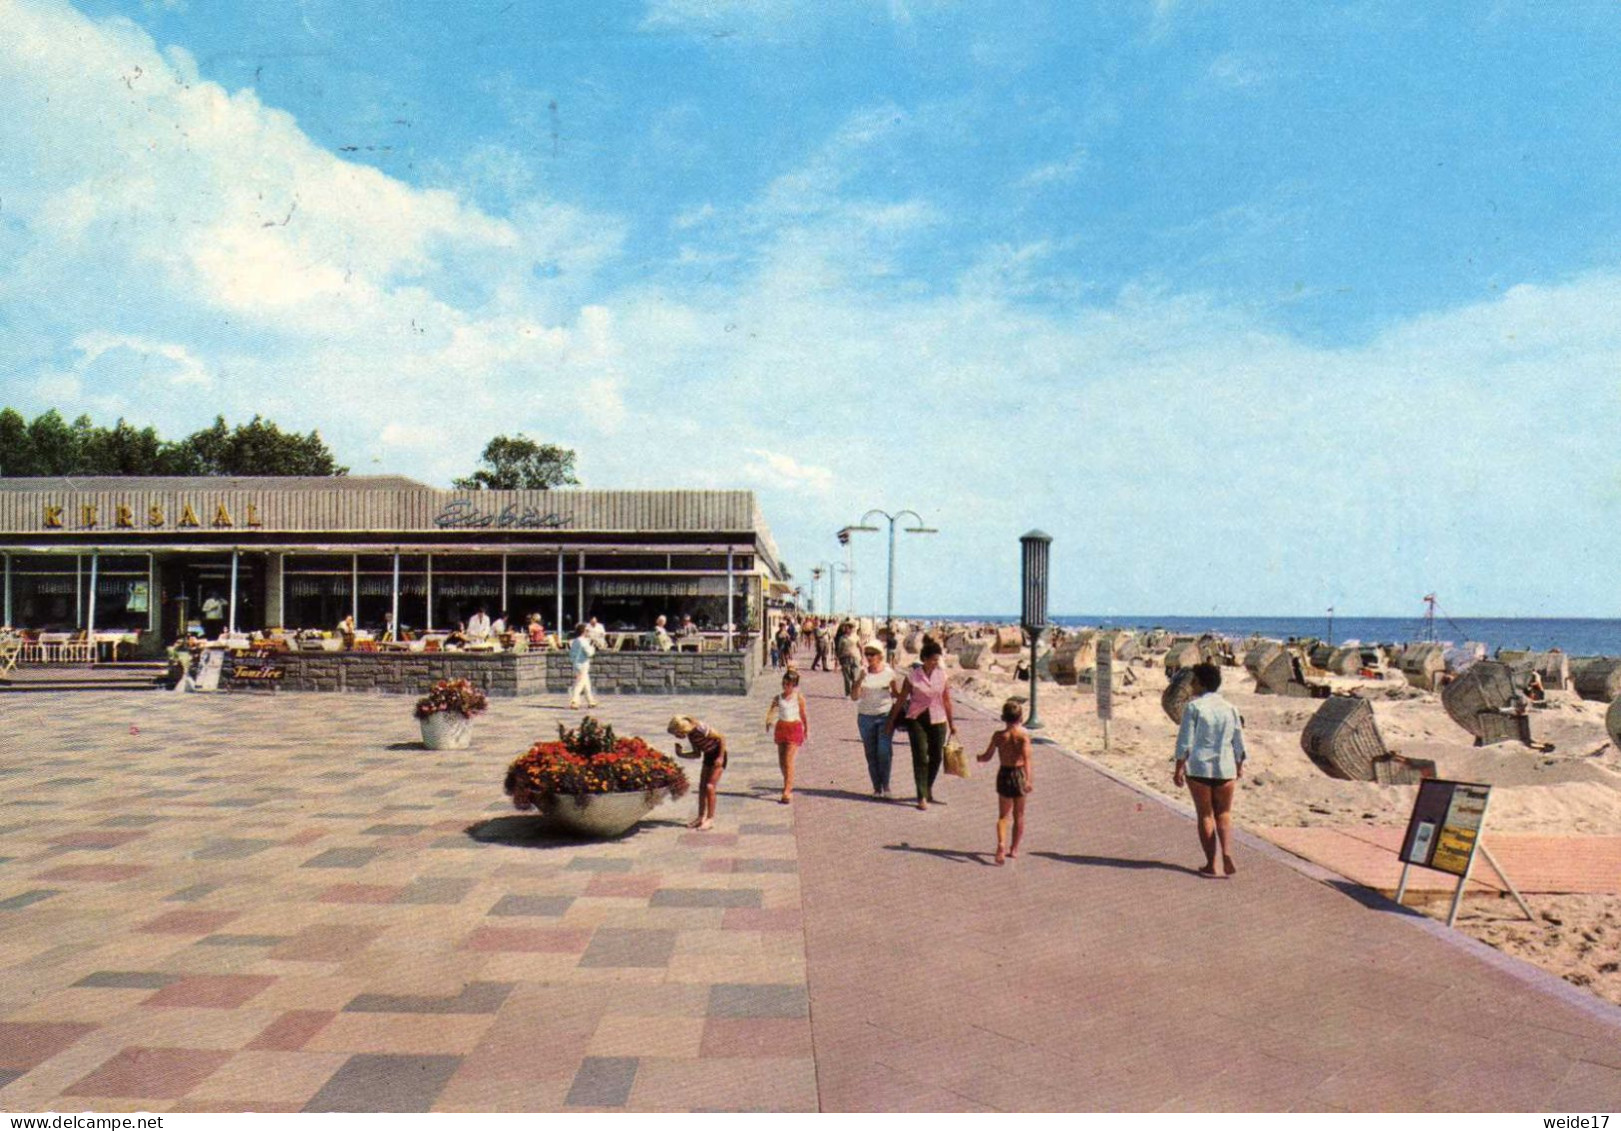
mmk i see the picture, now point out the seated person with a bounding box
[527,614,548,647]
[647,615,674,652]
[466,607,492,640]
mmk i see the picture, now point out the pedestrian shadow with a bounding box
[883,843,998,866]
[1030,851,1204,876]
[796,786,895,804]
[384,741,426,751]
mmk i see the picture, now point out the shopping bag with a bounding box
[943,734,970,778]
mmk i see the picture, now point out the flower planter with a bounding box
[420,711,474,750]
[538,788,671,838]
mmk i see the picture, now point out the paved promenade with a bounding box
[0,665,1617,1111]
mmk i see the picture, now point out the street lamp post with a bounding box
[1020,530,1053,730]
[841,510,938,656]
[831,562,852,617]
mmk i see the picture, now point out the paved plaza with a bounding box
[0,667,1618,1111]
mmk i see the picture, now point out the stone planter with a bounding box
[419,711,474,750]
[539,788,672,837]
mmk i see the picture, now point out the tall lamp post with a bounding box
[1020,530,1052,730]
[831,562,852,617]
[841,510,938,654]
[809,562,840,617]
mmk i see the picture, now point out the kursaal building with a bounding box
[0,477,791,653]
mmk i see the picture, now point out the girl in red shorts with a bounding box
[766,668,809,804]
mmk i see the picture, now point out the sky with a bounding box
[2,0,1620,619]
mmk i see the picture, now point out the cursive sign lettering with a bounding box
[433,499,571,530]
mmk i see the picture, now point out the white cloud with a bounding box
[1016,149,1087,190]
[0,0,629,482]
[1206,52,1267,90]
[740,450,836,497]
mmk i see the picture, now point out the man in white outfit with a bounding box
[569,623,599,709]
[466,607,492,641]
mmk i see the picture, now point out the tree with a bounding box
[0,409,348,476]
[454,434,579,490]
[172,415,348,476]
[0,409,41,476]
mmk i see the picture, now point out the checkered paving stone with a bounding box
[0,683,811,1111]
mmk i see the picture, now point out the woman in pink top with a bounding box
[887,637,956,810]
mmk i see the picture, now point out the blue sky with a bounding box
[3,0,1620,618]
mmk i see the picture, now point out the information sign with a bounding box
[1394,779,1528,928]
[1398,779,1489,877]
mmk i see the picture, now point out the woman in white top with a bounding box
[766,668,809,804]
[850,639,903,797]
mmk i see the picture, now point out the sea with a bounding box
[915,615,1621,658]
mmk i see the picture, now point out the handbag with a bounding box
[943,734,970,778]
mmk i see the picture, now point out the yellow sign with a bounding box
[42,501,262,531]
[1429,825,1478,876]
[1400,780,1490,878]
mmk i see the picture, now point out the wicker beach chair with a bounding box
[1572,657,1621,703]
[1163,639,1201,675]
[1606,695,1621,753]
[1160,667,1197,724]
[1048,632,1097,686]
[1299,695,1435,783]
[1398,643,1447,690]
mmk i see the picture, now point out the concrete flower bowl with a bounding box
[539,788,672,837]
[419,712,474,750]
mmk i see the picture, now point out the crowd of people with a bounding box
[677,623,1250,872]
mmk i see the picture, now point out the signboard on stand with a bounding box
[192,649,224,692]
[1395,779,1530,927]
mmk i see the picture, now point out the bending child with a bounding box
[669,715,727,831]
[978,698,1033,865]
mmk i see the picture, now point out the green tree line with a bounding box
[1,408,581,489]
[0,409,347,477]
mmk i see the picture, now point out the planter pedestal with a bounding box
[539,788,671,837]
[420,712,473,750]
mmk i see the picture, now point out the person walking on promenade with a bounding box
[767,667,809,804]
[568,622,599,710]
[772,622,791,670]
[836,622,862,695]
[1172,662,1247,877]
[979,697,1033,865]
[851,639,902,796]
[888,637,956,811]
[669,715,727,831]
[811,620,830,671]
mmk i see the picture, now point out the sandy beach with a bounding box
[928,636,1621,1007]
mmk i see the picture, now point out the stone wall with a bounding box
[540,652,756,696]
[268,650,755,697]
